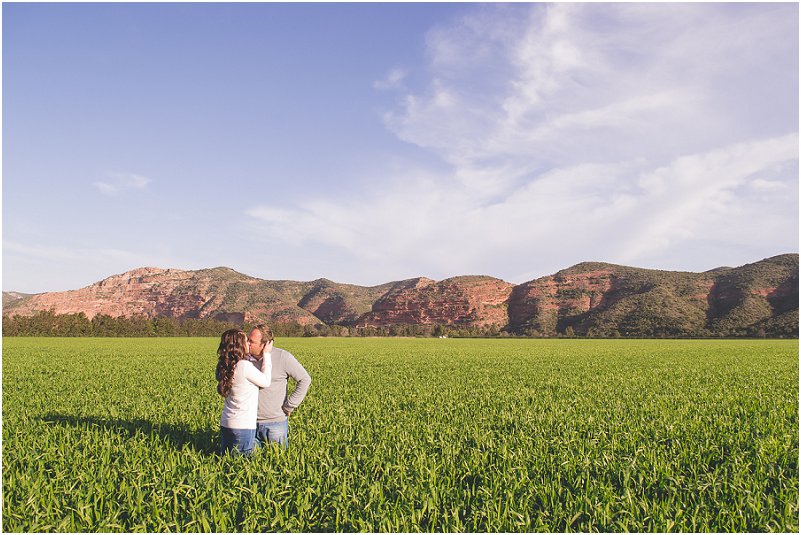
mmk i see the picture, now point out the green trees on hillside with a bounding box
[2,311,239,337]
[2,310,795,338]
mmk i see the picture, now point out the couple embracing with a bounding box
[215,324,312,455]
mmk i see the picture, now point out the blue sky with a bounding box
[3,3,799,294]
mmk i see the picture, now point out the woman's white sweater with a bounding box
[220,359,272,429]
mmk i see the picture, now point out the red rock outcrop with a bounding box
[4,267,322,325]
[509,262,733,335]
[297,279,392,326]
[509,269,616,324]
[9,267,203,319]
[355,276,513,327]
[3,254,797,336]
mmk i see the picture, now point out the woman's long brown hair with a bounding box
[215,329,247,397]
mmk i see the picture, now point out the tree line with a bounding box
[2,310,794,338]
[2,310,512,338]
[2,310,241,337]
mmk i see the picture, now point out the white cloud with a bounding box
[2,239,198,292]
[618,134,799,262]
[749,179,786,192]
[3,240,142,292]
[248,3,798,284]
[373,68,408,91]
[92,173,151,196]
[388,3,796,171]
[246,134,796,283]
[4,240,151,266]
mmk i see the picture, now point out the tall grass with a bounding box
[3,337,797,531]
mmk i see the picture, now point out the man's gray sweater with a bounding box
[249,347,311,424]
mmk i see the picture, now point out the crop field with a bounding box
[2,337,798,532]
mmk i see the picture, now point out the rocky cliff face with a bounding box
[4,267,322,326]
[356,276,513,327]
[2,291,32,305]
[297,279,394,326]
[10,267,201,319]
[506,255,798,337]
[508,268,618,333]
[508,265,717,336]
[3,254,798,336]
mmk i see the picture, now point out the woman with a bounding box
[216,329,272,455]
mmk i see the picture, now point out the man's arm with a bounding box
[282,351,311,415]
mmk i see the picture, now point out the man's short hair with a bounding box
[253,324,274,344]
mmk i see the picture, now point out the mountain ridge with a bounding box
[3,253,798,337]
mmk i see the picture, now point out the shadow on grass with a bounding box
[39,413,219,455]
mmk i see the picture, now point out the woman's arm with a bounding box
[244,359,272,388]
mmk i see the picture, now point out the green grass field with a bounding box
[2,337,798,532]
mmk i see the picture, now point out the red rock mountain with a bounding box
[3,254,798,337]
[356,276,513,328]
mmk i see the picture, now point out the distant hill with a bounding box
[2,291,33,305]
[3,254,798,337]
[508,254,797,337]
[2,266,394,327]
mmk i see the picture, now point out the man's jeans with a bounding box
[255,419,289,449]
[220,426,256,456]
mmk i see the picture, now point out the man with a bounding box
[247,324,311,449]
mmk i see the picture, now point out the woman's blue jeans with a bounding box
[220,426,256,456]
